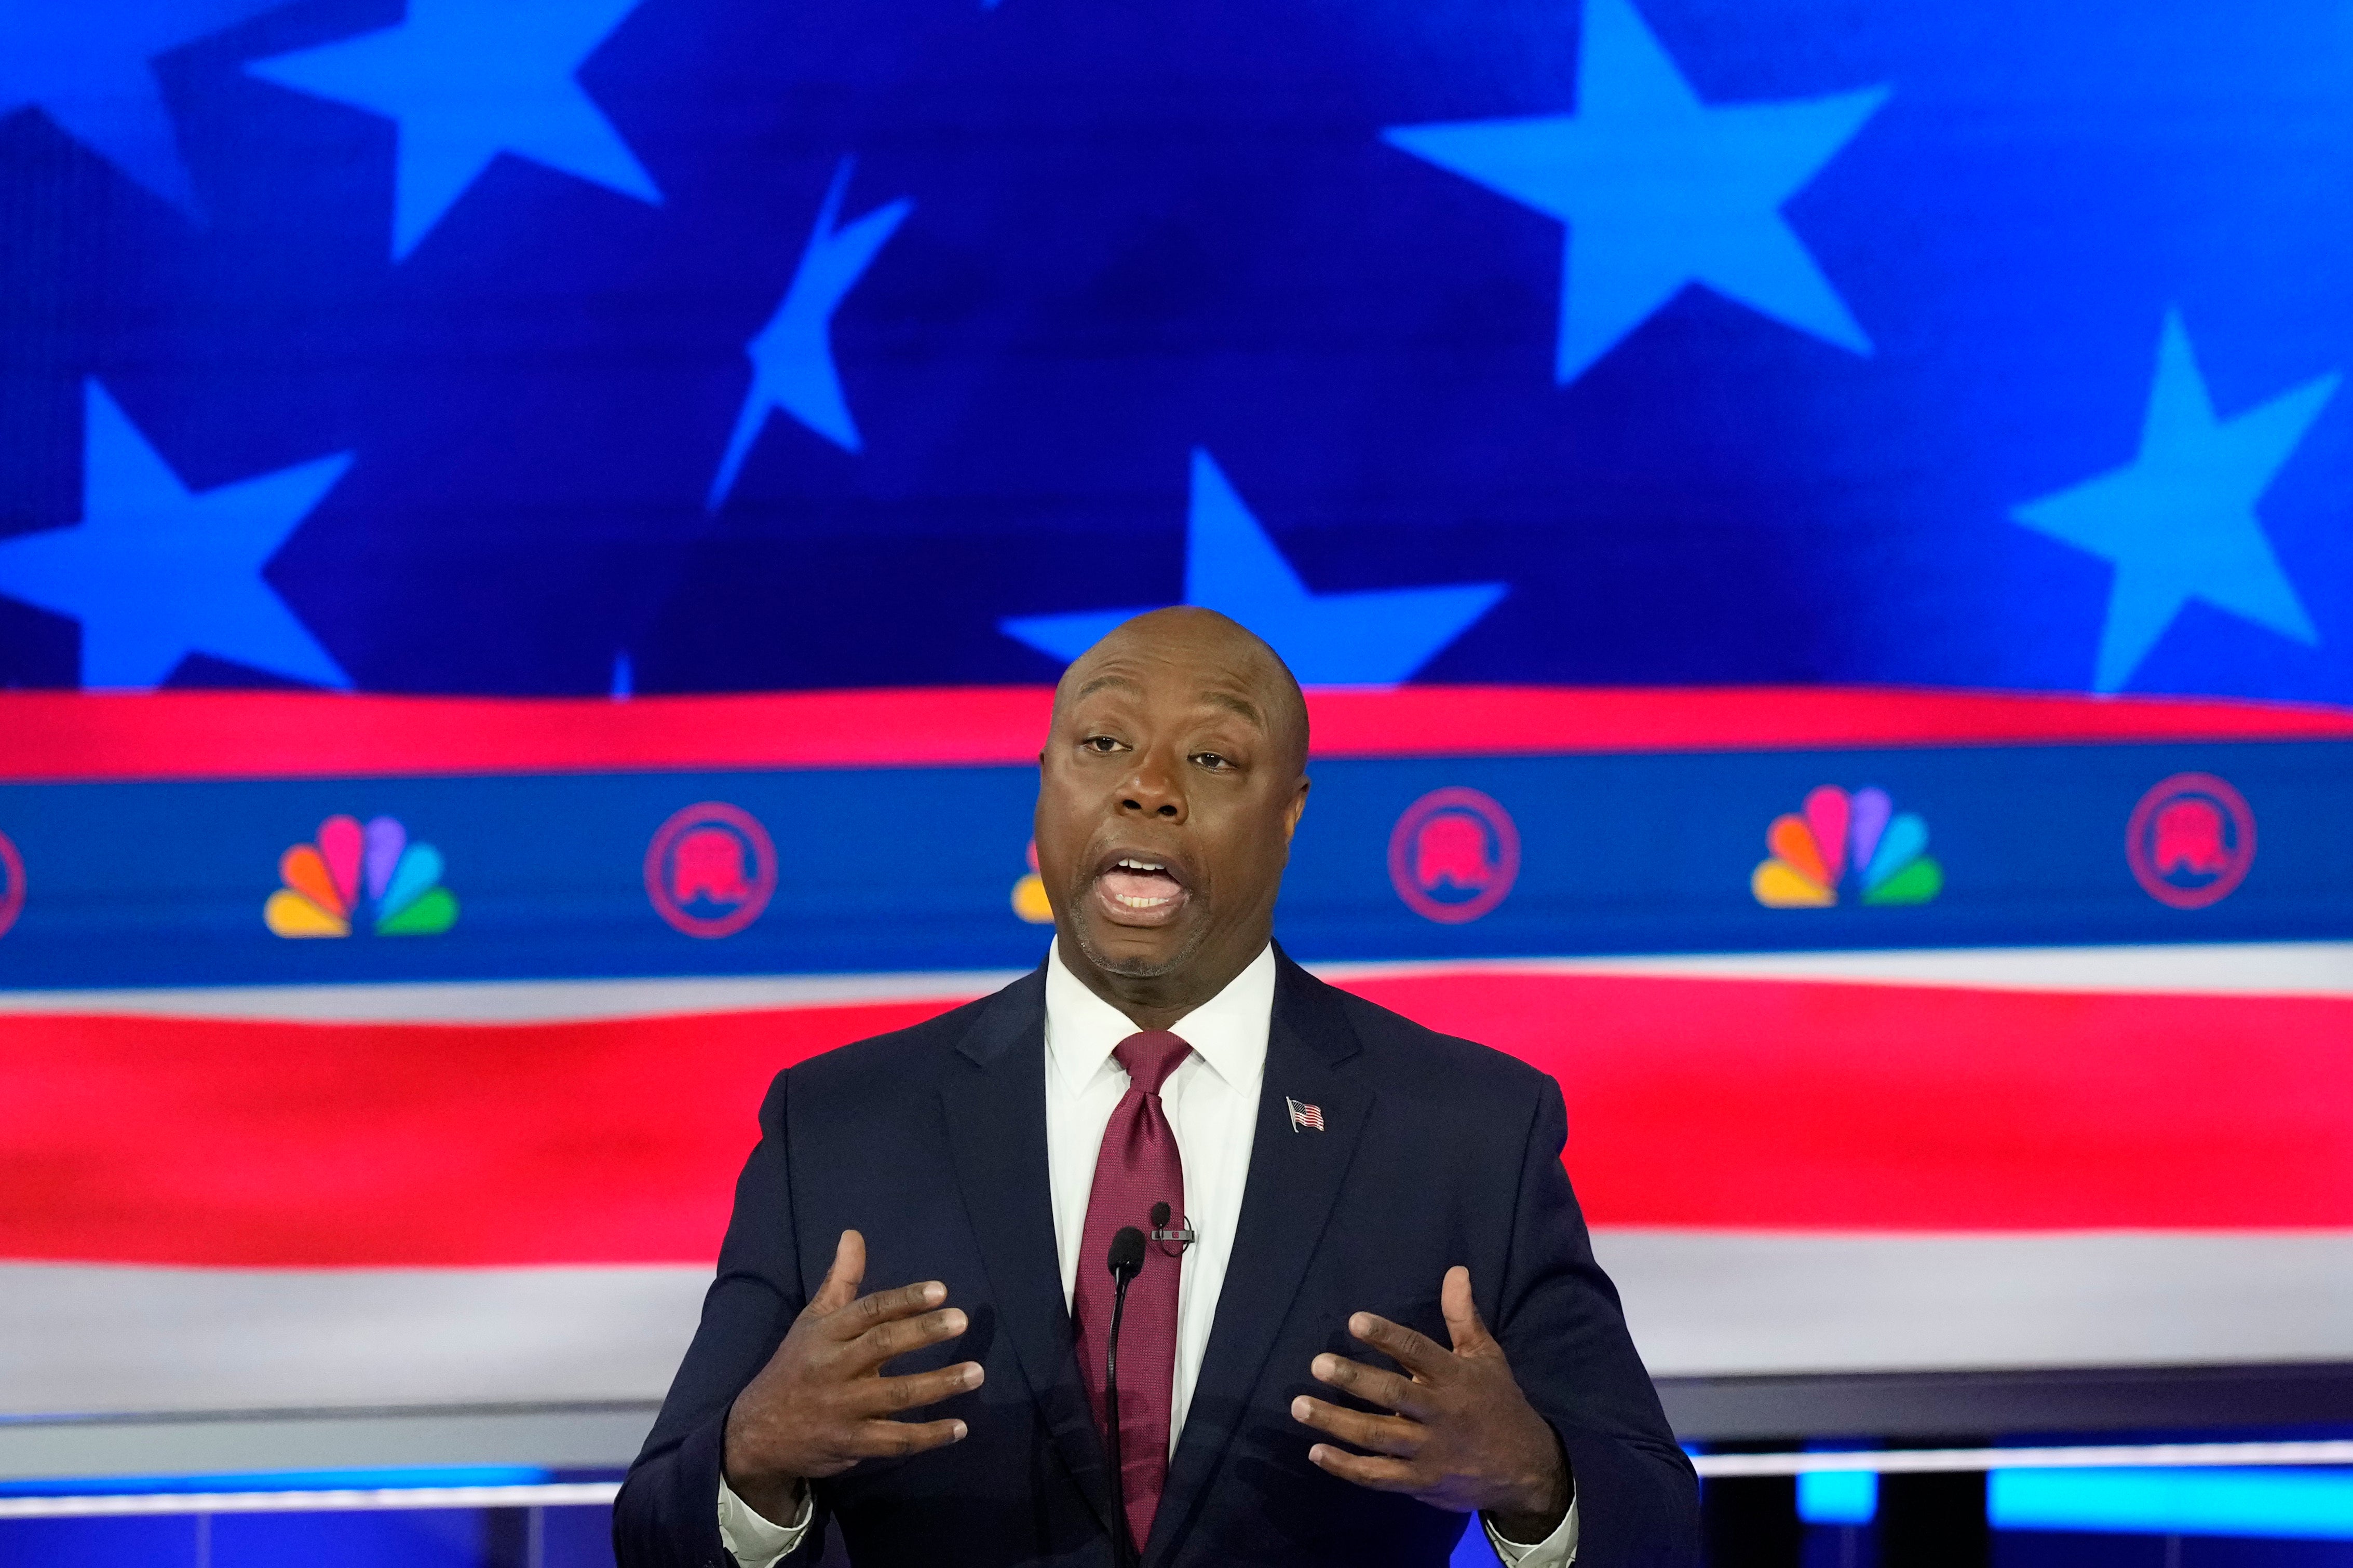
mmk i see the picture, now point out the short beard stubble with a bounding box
[1066,892,1216,982]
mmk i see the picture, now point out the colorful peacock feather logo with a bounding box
[265,815,458,937]
[1011,839,1054,924]
[1751,785,1942,908]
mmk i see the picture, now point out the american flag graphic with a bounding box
[3,0,2353,1433]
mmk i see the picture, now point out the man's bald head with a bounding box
[1033,606,1313,1025]
[1050,607,1309,778]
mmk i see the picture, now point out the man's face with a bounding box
[1034,620,1308,984]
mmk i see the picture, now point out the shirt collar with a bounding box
[1043,940,1276,1096]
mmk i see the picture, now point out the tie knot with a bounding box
[1113,1031,1193,1096]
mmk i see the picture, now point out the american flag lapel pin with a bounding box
[1287,1097,1325,1133]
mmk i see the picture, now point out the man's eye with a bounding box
[1194,752,1232,771]
[1083,735,1125,753]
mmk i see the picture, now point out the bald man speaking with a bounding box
[615,610,1697,1567]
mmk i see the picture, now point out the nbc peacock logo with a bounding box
[1011,839,1054,924]
[1751,785,1942,908]
[265,815,458,937]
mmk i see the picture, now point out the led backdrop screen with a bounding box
[2,0,2350,1423]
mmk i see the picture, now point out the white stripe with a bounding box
[0,1264,706,1419]
[1594,1230,2353,1377]
[9,1234,2352,1423]
[1317,941,2353,998]
[0,970,1027,1023]
[3,942,2348,1023]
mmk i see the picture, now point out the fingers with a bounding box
[740,1239,985,1487]
[1304,1443,1419,1492]
[1439,1265,1494,1354]
[842,1415,971,1460]
[830,1278,951,1343]
[808,1230,867,1318]
[1348,1312,1451,1380]
[1291,1395,1423,1458]
[1310,1353,1431,1420]
[843,1306,970,1374]
[855,1360,985,1415]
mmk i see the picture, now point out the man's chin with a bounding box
[1070,913,1211,982]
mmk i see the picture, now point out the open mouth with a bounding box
[1094,854,1190,923]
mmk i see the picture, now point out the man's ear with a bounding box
[1281,774,1311,843]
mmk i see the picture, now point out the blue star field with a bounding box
[2,0,2351,701]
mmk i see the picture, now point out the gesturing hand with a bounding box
[1290,1265,1571,1544]
[722,1229,984,1525]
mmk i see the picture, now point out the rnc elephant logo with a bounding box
[1388,787,1519,924]
[0,828,21,939]
[646,802,777,937]
[2127,773,2254,909]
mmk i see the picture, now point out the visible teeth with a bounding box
[1115,857,1167,872]
[1115,892,1177,908]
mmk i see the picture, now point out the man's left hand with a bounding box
[1291,1265,1570,1543]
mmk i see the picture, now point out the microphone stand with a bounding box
[1104,1226,1145,1568]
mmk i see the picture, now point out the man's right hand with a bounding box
[722,1229,984,1524]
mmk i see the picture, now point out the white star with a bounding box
[0,1,288,216]
[2015,311,2337,692]
[1004,451,1505,685]
[1386,0,1886,383]
[247,0,659,260]
[0,381,351,689]
[709,158,914,509]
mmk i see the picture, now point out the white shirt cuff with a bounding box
[716,1475,813,1568]
[1483,1489,1579,1566]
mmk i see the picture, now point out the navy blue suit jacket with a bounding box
[615,950,1697,1567]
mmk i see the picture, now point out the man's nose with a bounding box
[1119,751,1187,821]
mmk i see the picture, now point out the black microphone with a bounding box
[1104,1225,1146,1568]
[1108,1224,1147,1282]
[1147,1200,1196,1253]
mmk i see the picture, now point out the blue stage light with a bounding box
[1990,1467,2353,1539]
[1796,1468,1878,1525]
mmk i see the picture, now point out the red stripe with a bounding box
[3,973,2347,1266]
[0,1004,924,1267]
[4,685,2350,782]
[1345,973,2353,1231]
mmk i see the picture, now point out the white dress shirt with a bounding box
[718,943,1577,1565]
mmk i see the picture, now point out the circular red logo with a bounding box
[1389,787,1520,924]
[646,802,777,938]
[0,829,21,939]
[2126,773,2255,909]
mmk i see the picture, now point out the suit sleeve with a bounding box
[614,1069,832,1568]
[1494,1075,1699,1568]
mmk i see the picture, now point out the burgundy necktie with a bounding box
[1073,1029,1192,1555]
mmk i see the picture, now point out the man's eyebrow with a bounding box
[1201,689,1266,727]
[1070,671,1265,727]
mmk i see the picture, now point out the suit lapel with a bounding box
[938,966,1120,1541]
[1145,950,1374,1565]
